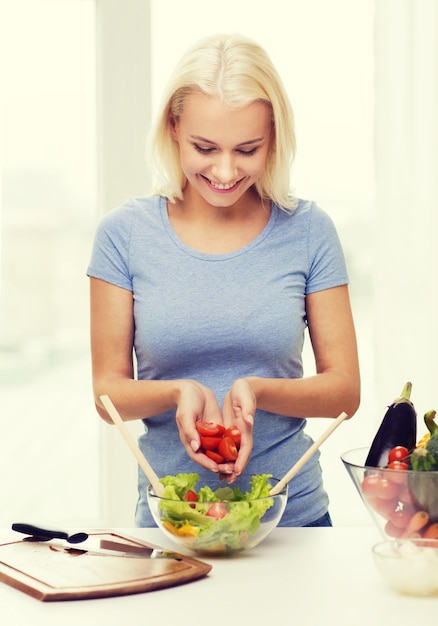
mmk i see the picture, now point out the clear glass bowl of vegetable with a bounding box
[341,447,438,540]
[147,473,288,554]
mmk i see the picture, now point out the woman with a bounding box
[87,33,360,527]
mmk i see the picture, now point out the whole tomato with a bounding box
[398,484,416,507]
[375,478,400,500]
[373,496,399,520]
[384,519,405,538]
[390,508,411,529]
[387,460,409,471]
[388,446,409,463]
[361,473,381,503]
[387,461,409,484]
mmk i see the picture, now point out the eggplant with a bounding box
[365,382,417,467]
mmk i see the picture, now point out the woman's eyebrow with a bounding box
[237,137,265,147]
[190,134,265,147]
[190,135,216,145]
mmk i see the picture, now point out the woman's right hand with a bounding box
[174,380,226,472]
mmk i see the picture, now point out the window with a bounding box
[0,0,100,527]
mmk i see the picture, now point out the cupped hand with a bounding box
[220,378,255,481]
[174,380,224,472]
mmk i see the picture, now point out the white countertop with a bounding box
[0,526,435,626]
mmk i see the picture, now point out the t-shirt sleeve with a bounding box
[305,205,349,294]
[86,206,133,291]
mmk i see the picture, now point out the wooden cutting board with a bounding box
[0,531,212,601]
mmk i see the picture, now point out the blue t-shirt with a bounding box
[87,195,349,526]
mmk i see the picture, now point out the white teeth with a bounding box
[209,179,236,190]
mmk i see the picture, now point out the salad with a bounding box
[153,473,278,552]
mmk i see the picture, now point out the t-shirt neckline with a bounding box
[160,195,278,261]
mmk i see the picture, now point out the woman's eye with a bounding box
[193,144,258,156]
[238,148,258,156]
[194,144,214,154]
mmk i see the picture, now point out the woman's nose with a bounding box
[211,153,238,183]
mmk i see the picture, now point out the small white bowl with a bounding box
[372,538,438,596]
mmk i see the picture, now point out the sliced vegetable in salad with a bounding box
[155,473,277,552]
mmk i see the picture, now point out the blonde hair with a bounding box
[148,33,297,209]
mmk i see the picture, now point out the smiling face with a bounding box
[170,92,272,210]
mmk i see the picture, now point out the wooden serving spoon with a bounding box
[100,395,164,497]
[269,411,349,495]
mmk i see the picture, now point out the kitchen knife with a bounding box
[12,522,88,543]
[39,540,180,559]
[11,523,181,559]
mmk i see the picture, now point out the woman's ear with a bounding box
[169,114,179,141]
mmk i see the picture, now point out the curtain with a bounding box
[373,0,438,411]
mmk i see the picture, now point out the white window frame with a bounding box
[96,0,152,526]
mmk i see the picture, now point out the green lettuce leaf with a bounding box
[160,473,199,499]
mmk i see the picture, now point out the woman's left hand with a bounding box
[221,378,255,480]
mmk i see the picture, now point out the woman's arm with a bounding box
[245,285,360,419]
[90,277,226,471]
[90,277,180,421]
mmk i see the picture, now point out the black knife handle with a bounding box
[11,523,68,541]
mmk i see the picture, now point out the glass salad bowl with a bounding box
[341,447,438,540]
[147,473,288,554]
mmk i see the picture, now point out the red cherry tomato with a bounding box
[206,502,228,520]
[384,520,405,538]
[388,446,409,463]
[361,473,381,498]
[375,478,400,500]
[218,436,238,461]
[184,489,198,508]
[224,426,241,448]
[387,460,409,484]
[195,422,226,437]
[200,436,221,451]
[205,449,225,463]
[398,484,416,507]
[388,460,408,471]
[184,489,198,502]
[390,508,411,529]
[372,496,399,519]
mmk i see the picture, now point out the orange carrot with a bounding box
[422,522,438,539]
[402,510,429,537]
